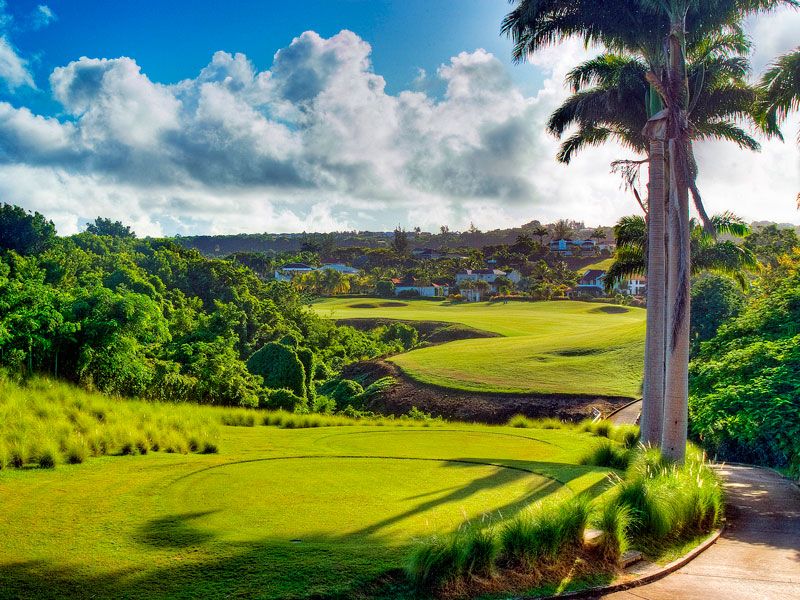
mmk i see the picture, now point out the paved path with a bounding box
[608,400,641,426]
[600,464,800,600]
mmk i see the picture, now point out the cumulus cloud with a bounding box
[0,36,35,89]
[0,28,797,234]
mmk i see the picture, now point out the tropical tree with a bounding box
[759,46,800,143]
[531,225,549,247]
[551,219,574,241]
[605,212,757,291]
[503,0,795,461]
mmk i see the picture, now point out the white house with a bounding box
[394,277,449,298]
[621,276,647,296]
[319,262,360,275]
[274,262,315,282]
[455,268,521,287]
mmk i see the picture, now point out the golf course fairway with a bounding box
[0,421,610,599]
[314,299,646,398]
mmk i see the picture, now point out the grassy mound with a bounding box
[313,299,645,398]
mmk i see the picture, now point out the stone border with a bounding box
[520,526,723,599]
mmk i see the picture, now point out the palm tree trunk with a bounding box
[640,139,667,446]
[662,139,690,463]
[661,12,691,463]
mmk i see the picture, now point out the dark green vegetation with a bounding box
[0,204,411,411]
[0,389,615,600]
[690,250,800,477]
[406,445,723,597]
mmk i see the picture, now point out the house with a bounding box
[455,268,522,288]
[574,269,607,296]
[274,262,315,282]
[549,239,599,256]
[319,262,360,275]
[411,248,444,260]
[393,276,449,298]
[622,276,647,296]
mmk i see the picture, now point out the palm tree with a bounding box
[503,0,794,461]
[605,212,757,292]
[532,225,549,247]
[551,219,574,241]
[760,47,800,143]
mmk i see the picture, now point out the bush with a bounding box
[579,440,632,470]
[220,411,256,427]
[267,388,308,413]
[381,322,418,350]
[246,342,307,399]
[311,394,336,414]
[65,438,88,464]
[329,379,365,408]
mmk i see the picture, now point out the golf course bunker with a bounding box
[167,456,559,543]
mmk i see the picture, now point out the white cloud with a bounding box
[32,5,56,30]
[0,28,797,235]
[0,36,35,89]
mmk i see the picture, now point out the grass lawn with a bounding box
[314,299,645,398]
[0,416,610,599]
[580,257,615,272]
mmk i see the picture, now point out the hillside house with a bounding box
[549,239,599,256]
[574,269,607,296]
[411,248,444,260]
[274,262,315,281]
[455,268,522,287]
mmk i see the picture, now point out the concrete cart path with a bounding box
[607,400,642,426]
[601,464,800,600]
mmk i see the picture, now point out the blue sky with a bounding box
[0,1,797,235]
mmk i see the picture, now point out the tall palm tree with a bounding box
[548,37,765,445]
[503,0,795,461]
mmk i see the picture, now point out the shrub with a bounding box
[507,415,567,429]
[382,322,418,350]
[329,379,365,408]
[246,342,307,399]
[312,394,336,414]
[9,445,26,468]
[610,425,640,449]
[267,388,308,413]
[579,441,632,470]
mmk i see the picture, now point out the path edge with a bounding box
[523,526,723,599]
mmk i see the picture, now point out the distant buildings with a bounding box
[392,277,449,298]
[455,268,522,301]
[569,269,646,297]
[274,262,360,281]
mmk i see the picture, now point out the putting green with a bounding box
[0,423,609,599]
[314,299,646,397]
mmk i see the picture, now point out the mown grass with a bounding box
[0,377,219,470]
[0,397,611,600]
[313,299,645,398]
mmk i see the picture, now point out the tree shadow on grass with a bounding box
[134,510,218,548]
[0,461,615,600]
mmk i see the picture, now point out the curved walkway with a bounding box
[601,463,800,599]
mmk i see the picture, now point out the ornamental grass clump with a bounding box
[593,503,632,562]
[0,376,219,469]
[579,440,632,470]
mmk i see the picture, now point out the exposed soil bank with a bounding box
[342,360,634,424]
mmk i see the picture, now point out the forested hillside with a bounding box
[0,204,404,410]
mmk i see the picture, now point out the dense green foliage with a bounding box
[0,203,56,255]
[690,274,746,356]
[690,251,800,476]
[246,342,307,400]
[0,207,410,408]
